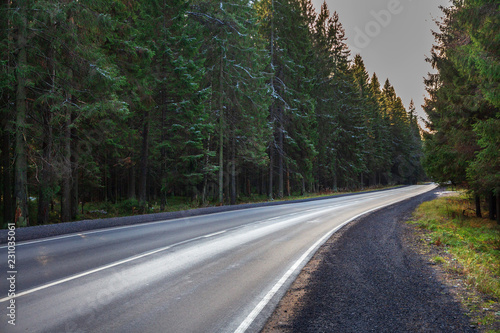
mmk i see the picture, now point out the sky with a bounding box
[311,0,450,126]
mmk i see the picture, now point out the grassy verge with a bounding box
[409,191,500,332]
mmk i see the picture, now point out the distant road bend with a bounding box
[0,185,436,333]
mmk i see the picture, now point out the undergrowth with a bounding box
[410,192,500,332]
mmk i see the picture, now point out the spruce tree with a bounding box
[1,0,15,225]
[13,0,30,226]
[193,0,271,203]
[423,1,498,221]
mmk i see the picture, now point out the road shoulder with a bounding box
[261,189,477,333]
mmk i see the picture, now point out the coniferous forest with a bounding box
[3,0,439,227]
[422,0,499,223]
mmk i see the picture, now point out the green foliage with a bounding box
[422,1,499,208]
[468,118,500,195]
[117,198,140,213]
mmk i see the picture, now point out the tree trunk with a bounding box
[201,134,211,205]
[71,114,78,220]
[160,1,168,210]
[276,62,284,200]
[301,176,305,196]
[246,177,251,197]
[219,123,224,204]
[230,135,236,205]
[269,136,274,200]
[475,194,482,218]
[139,109,150,206]
[14,1,29,226]
[2,125,13,224]
[496,192,500,225]
[333,164,338,192]
[286,166,291,197]
[103,154,107,202]
[278,107,284,199]
[260,170,265,196]
[268,7,274,201]
[128,167,136,199]
[37,36,56,225]
[2,0,14,224]
[37,106,53,225]
[160,104,167,210]
[218,47,224,205]
[61,111,72,222]
[489,192,495,221]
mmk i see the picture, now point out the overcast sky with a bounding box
[311,0,450,125]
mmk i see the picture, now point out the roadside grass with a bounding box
[409,192,500,332]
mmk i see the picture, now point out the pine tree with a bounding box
[6,0,128,223]
[13,0,30,226]
[449,0,499,109]
[139,0,209,207]
[193,0,271,204]
[273,0,317,197]
[313,6,366,190]
[422,1,498,221]
[381,79,417,184]
[1,0,15,226]
[258,0,320,195]
[423,4,491,187]
[352,54,377,187]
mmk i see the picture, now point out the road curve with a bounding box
[0,185,436,333]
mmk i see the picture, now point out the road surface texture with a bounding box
[1,185,436,333]
[261,187,476,333]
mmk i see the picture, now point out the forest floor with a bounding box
[261,189,500,333]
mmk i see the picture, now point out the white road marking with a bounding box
[0,210,326,303]
[0,243,171,303]
[233,189,436,333]
[203,230,227,238]
[0,228,231,303]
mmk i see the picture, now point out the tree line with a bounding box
[1,0,425,227]
[422,0,499,223]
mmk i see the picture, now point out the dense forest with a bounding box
[422,0,499,223]
[1,0,426,227]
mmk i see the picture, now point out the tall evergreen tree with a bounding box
[1,0,15,226]
[256,0,317,198]
[13,0,30,226]
[422,1,499,221]
[193,0,271,204]
[140,0,209,207]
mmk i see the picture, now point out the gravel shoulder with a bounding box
[261,188,477,333]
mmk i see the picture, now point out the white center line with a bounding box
[0,229,230,303]
[203,230,227,238]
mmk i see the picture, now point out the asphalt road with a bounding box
[0,185,436,333]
